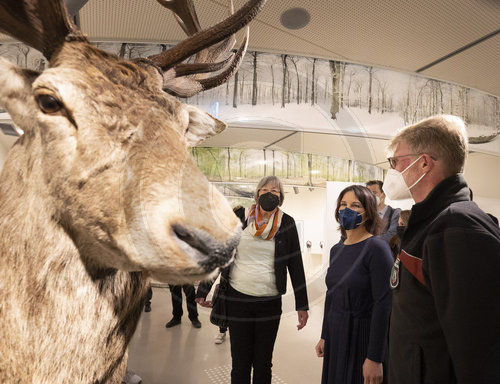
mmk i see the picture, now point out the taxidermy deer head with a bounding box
[0,0,266,282]
[0,1,265,382]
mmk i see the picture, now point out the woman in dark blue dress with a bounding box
[316,185,393,384]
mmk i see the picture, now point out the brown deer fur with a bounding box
[0,1,263,380]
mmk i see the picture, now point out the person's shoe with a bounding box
[144,303,151,313]
[165,317,181,328]
[214,332,226,344]
[191,318,202,328]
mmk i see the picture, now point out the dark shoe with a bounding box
[165,317,181,328]
[144,303,151,313]
[191,318,202,328]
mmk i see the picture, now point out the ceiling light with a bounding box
[280,8,310,30]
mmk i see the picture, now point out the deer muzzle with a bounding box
[171,223,241,271]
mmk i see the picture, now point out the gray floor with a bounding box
[127,263,327,384]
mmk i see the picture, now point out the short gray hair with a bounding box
[254,176,285,206]
[388,115,468,176]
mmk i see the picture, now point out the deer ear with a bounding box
[183,105,226,147]
[0,58,40,132]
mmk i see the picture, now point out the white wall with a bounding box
[281,186,327,255]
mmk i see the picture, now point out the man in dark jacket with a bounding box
[366,179,401,243]
[382,115,500,383]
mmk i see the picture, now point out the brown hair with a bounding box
[388,115,468,177]
[398,209,411,226]
[366,180,384,193]
[335,185,383,236]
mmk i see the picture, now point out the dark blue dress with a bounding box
[321,236,393,384]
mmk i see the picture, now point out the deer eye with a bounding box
[36,94,63,114]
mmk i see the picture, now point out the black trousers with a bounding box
[169,284,198,320]
[227,285,282,384]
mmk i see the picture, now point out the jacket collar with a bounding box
[409,173,470,226]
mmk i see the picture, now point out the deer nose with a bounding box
[171,223,241,270]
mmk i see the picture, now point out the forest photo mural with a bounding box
[1,42,498,188]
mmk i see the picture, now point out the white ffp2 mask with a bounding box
[383,155,426,200]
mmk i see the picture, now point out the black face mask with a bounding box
[396,225,406,238]
[259,192,280,212]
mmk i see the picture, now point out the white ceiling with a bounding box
[0,0,498,95]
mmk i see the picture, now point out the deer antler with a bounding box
[0,0,86,60]
[149,0,265,98]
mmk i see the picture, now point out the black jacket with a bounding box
[389,174,500,384]
[197,208,309,311]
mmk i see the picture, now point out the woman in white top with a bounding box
[197,176,309,384]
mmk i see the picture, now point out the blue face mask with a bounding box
[338,207,364,230]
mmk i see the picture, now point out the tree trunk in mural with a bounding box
[286,152,291,179]
[263,149,267,175]
[329,60,340,120]
[326,156,330,181]
[252,52,258,106]
[307,154,313,186]
[346,68,356,108]
[16,44,30,67]
[271,64,275,106]
[491,95,499,128]
[227,147,232,181]
[292,153,297,178]
[287,73,291,104]
[305,70,309,103]
[324,79,328,103]
[340,63,346,108]
[404,87,410,124]
[207,148,223,181]
[119,43,126,58]
[459,86,470,125]
[311,58,316,106]
[239,150,244,178]
[368,66,373,114]
[272,150,276,176]
[233,71,239,108]
[240,74,245,102]
[378,80,387,114]
[281,54,288,108]
[289,57,300,104]
[439,84,444,114]
[449,84,454,115]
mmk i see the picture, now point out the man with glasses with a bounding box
[383,115,500,383]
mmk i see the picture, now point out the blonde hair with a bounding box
[254,176,285,206]
[388,115,468,176]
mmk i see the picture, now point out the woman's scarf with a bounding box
[247,204,283,240]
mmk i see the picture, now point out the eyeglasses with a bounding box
[387,154,421,169]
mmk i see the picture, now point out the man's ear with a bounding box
[421,154,433,171]
[183,105,226,147]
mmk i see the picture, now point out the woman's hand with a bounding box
[195,297,213,308]
[362,358,383,384]
[315,339,325,357]
[297,310,308,330]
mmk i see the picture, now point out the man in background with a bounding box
[366,180,400,243]
[165,284,202,329]
[383,114,500,383]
